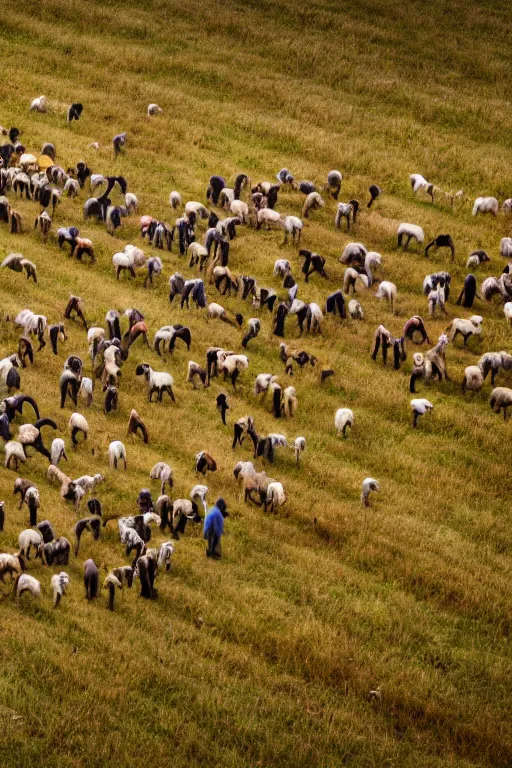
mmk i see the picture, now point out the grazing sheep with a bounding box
[367,185,382,208]
[34,211,52,242]
[343,268,369,294]
[456,274,479,308]
[410,174,435,201]
[462,366,484,393]
[264,482,286,513]
[108,441,127,470]
[84,559,99,600]
[16,573,41,602]
[51,572,70,607]
[169,191,182,209]
[425,234,455,261]
[410,398,433,427]
[135,364,175,403]
[73,517,100,555]
[339,242,367,265]
[30,95,47,113]
[4,441,26,470]
[397,223,424,250]
[500,238,512,259]
[147,103,163,116]
[324,169,342,198]
[219,354,249,388]
[335,408,354,438]
[282,386,297,417]
[361,478,380,507]
[0,553,25,582]
[302,191,324,218]
[472,197,499,216]
[127,409,149,443]
[372,325,406,369]
[364,251,382,286]
[300,250,327,283]
[150,462,173,495]
[447,316,483,346]
[466,250,490,269]
[490,388,512,420]
[375,281,397,311]
[283,215,304,244]
[334,202,354,231]
[409,334,450,393]
[18,528,43,560]
[403,315,430,345]
[325,290,346,319]
[103,572,123,610]
[186,361,207,389]
[256,207,283,230]
[23,486,40,526]
[195,451,217,475]
[43,537,71,566]
[348,299,364,320]
[69,413,89,445]
[1,253,38,283]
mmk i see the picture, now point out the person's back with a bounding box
[203,498,228,559]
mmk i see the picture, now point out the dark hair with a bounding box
[216,498,228,516]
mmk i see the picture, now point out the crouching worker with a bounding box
[204,498,228,559]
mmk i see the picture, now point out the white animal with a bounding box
[169,191,182,209]
[348,299,364,319]
[30,96,47,113]
[500,238,512,259]
[51,572,70,606]
[397,223,424,249]
[108,440,127,470]
[50,438,67,466]
[361,478,380,507]
[375,281,397,311]
[472,197,499,216]
[410,398,433,426]
[16,574,41,601]
[335,408,354,438]
[462,366,484,393]
[147,103,163,116]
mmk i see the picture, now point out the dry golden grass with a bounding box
[0,1,511,766]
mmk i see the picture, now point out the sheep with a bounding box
[403,316,430,345]
[69,413,88,445]
[135,364,175,403]
[333,202,353,231]
[447,316,483,346]
[462,365,484,394]
[22,486,40,527]
[113,132,126,157]
[289,436,306,465]
[37,520,55,543]
[335,408,354,438]
[73,517,100,555]
[219,354,249,388]
[325,290,346,320]
[43,537,71,566]
[253,373,277,397]
[306,303,324,334]
[169,191,182,209]
[343,268,369,294]
[150,462,173,495]
[410,398,433,427]
[230,199,249,223]
[361,478,380,507]
[16,573,41,602]
[84,559,99,600]
[323,170,342,198]
[283,215,304,244]
[466,250,490,269]
[456,274,479,308]
[127,410,149,443]
[300,250,327,282]
[423,271,451,300]
[186,361,207,389]
[372,325,406,369]
[75,474,104,493]
[50,572,70,607]
[478,352,503,386]
[165,499,202,538]
[425,234,455,261]
[64,295,88,329]
[397,223,424,250]
[0,553,25,583]
[375,281,397,311]
[1,253,38,282]
[4,441,26,470]
[18,528,43,560]
[30,95,47,112]
[242,318,261,348]
[63,178,80,197]
[79,377,93,407]
[60,370,80,409]
[348,299,364,320]
[282,386,298,417]
[34,211,52,243]
[195,451,217,475]
[302,191,324,218]
[409,334,450,393]
[367,185,382,208]
[364,251,382,286]
[147,103,163,116]
[472,197,499,216]
[410,174,435,201]
[256,207,283,230]
[490,388,512,420]
[481,274,512,302]
[103,572,123,610]
[500,238,512,259]
[108,440,127,470]
[264,481,286,513]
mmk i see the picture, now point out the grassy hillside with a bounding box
[0,1,511,766]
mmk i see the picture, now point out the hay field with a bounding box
[0,1,511,766]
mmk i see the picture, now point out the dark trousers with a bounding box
[206,531,221,559]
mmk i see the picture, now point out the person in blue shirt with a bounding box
[203,498,228,559]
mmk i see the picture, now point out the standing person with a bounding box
[203,498,228,559]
